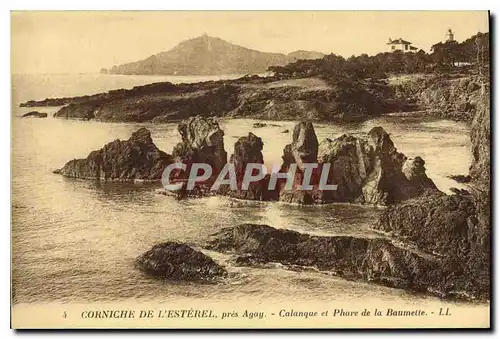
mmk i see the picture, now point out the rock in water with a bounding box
[172,116,227,179]
[278,121,323,204]
[22,111,47,118]
[253,122,267,128]
[448,174,472,183]
[317,135,373,203]
[289,121,319,170]
[222,132,277,200]
[54,128,173,181]
[278,122,438,205]
[318,126,439,205]
[136,242,227,282]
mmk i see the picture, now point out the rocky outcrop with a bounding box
[172,116,227,175]
[221,132,277,201]
[253,122,267,128]
[374,194,476,256]
[373,89,491,300]
[54,128,173,181]
[373,192,488,300]
[168,116,227,197]
[252,122,280,128]
[164,119,439,206]
[470,93,490,187]
[206,224,482,299]
[278,121,323,204]
[393,75,483,121]
[22,111,47,118]
[448,174,472,183]
[278,122,439,205]
[136,242,227,282]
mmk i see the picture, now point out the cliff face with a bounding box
[467,92,491,298]
[104,35,323,76]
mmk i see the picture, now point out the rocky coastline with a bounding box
[20,73,482,124]
[144,90,488,301]
[21,76,388,123]
[204,223,481,300]
[371,91,490,300]
[48,75,490,301]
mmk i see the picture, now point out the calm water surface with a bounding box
[12,73,479,309]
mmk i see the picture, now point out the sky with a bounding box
[11,11,489,74]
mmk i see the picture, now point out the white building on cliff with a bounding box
[387,38,419,53]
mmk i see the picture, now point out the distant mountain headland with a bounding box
[100,34,325,76]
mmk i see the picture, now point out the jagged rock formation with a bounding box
[278,121,323,204]
[22,111,47,118]
[168,116,227,197]
[172,116,227,176]
[136,242,227,282]
[221,132,277,201]
[206,224,479,299]
[161,118,438,205]
[278,122,439,205]
[54,128,173,181]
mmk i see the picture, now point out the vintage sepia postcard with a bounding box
[11,10,491,329]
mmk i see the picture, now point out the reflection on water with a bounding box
[12,73,475,306]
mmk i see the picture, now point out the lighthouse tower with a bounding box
[446,29,455,42]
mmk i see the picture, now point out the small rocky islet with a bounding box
[54,127,173,181]
[135,242,227,282]
[21,111,47,118]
